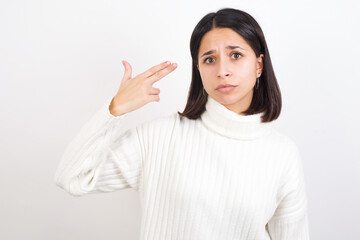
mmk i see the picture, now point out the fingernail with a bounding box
[172,63,177,68]
[165,61,170,65]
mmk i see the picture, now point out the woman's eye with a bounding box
[204,57,214,64]
[203,53,241,64]
[232,52,242,59]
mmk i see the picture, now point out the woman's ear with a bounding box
[257,54,264,71]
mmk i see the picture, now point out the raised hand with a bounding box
[109,60,178,116]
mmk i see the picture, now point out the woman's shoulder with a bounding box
[135,111,183,132]
[138,111,197,128]
[266,128,301,155]
[262,128,304,174]
[139,111,177,125]
[133,112,197,145]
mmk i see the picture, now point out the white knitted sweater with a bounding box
[54,95,310,239]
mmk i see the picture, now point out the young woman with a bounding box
[54,7,310,240]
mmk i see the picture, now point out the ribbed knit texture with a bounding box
[54,95,310,239]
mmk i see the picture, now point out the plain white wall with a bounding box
[1,0,359,239]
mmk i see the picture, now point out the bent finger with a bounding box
[148,87,160,95]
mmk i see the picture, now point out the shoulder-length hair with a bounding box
[177,8,281,123]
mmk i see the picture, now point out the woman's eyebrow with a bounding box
[200,45,245,58]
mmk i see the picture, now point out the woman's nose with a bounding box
[217,59,231,78]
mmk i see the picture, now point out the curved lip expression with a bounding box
[216,84,237,90]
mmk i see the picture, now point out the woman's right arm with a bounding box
[54,60,177,196]
[54,96,141,196]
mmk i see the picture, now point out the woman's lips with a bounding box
[216,85,237,93]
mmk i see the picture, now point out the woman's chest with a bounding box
[143,135,283,223]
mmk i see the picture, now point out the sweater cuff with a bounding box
[54,96,130,196]
[106,96,129,119]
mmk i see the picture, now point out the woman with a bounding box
[54,7,310,240]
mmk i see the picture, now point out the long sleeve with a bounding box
[53,93,313,239]
[266,145,310,239]
[54,97,143,197]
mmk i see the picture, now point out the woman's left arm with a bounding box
[266,146,310,239]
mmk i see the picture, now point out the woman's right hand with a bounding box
[109,60,178,116]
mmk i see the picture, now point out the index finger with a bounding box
[137,61,172,79]
[147,63,177,85]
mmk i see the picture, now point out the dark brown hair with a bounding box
[177,8,282,123]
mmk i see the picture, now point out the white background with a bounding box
[1,0,359,239]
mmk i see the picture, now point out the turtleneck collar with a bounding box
[200,96,273,140]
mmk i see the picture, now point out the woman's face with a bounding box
[197,27,264,115]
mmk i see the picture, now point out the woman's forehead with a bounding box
[199,28,249,51]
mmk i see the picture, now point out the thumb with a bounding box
[121,60,132,81]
